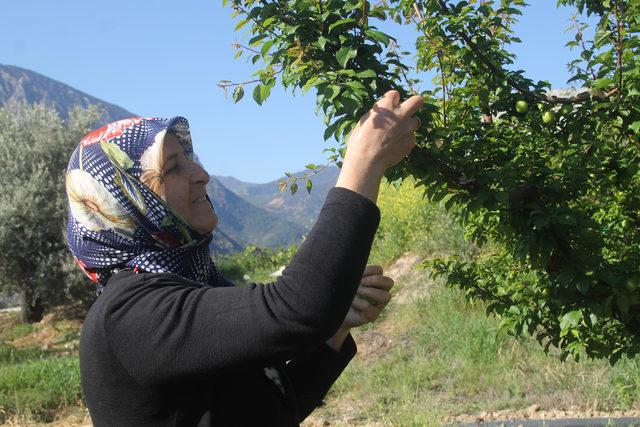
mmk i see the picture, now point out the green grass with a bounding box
[0,344,81,423]
[311,275,640,425]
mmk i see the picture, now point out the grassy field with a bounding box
[1,178,639,425]
[0,308,85,425]
[304,257,640,425]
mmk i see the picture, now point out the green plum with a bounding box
[515,100,529,114]
[542,111,555,124]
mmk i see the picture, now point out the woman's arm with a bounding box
[99,186,380,387]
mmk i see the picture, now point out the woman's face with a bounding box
[160,133,218,234]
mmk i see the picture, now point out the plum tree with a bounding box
[222,0,640,364]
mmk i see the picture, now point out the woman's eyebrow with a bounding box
[163,153,180,165]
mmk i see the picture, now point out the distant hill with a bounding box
[207,177,306,249]
[0,64,135,126]
[215,166,340,230]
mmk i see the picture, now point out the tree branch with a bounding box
[434,0,617,104]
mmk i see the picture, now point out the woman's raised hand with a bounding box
[346,90,424,175]
[335,90,423,203]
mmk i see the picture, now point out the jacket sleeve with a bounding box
[284,335,357,422]
[100,187,380,387]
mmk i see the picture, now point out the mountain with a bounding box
[207,177,306,249]
[0,64,135,125]
[215,166,340,230]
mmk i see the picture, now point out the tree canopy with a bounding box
[223,0,640,363]
[0,103,99,322]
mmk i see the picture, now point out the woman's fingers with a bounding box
[351,297,382,322]
[378,90,401,108]
[361,274,395,291]
[362,264,383,277]
[357,286,391,305]
[399,94,424,118]
[411,116,421,133]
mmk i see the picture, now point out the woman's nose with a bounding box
[191,162,210,185]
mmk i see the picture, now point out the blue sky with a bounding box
[1,1,590,183]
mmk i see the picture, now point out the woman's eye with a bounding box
[163,165,178,176]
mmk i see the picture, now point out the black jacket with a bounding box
[79,187,381,426]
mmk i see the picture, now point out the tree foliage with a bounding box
[0,103,99,322]
[223,0,640,363]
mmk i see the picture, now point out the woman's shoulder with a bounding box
[105,269,197,294]
[86,271,194,320]
[82,270,199,341]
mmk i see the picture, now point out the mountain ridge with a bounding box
[0,64,135,126]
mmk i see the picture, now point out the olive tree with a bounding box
[222,0,640,363]
[0,103,99,322]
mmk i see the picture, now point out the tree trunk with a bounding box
[21,288,45,323]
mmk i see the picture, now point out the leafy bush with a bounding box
[217,244,298,284]
[370,177,474,265]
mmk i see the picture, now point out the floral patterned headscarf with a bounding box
[65,117,224,293]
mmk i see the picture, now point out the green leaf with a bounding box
[556,269,576,285]
[339,95,360,115]
[248,34,267,46]
[328,18,357,33]
[252,84,271,105]
[301,77,319,95]
[306,179,312,194]
[323,120,340,141]
[234,19,249,31]
[336,47,357,68]
[616,294,630,317]
[232,85,244,103]
[261,40,275,56]
[365,29,391,45]
[560,309,582,331]
[101,140,134,171]
[253,85,263,105]
[576,278,590,295]
[357,69,377,79]
[316,36,328,51]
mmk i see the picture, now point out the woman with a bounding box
[67,90,423,426]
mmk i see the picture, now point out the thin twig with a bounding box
[217,67,284,89]
[278,157,338,192]
[361,0,368,27]
[613,0,624,92]
[413,2,424,23]
[233,43,261,55]
[436,49,448,126]
[570,15,597,81]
